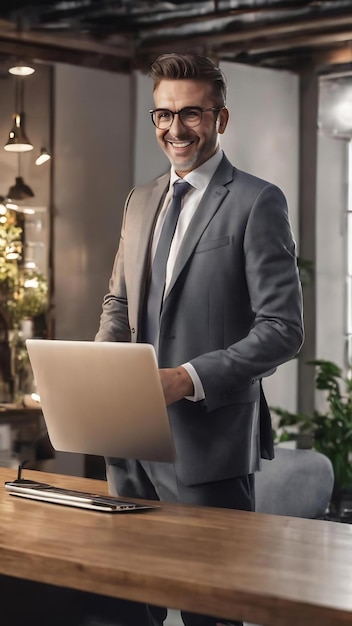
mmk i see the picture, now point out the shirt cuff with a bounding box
[181,363,205,402]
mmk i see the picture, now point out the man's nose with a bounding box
[169,112,185,133]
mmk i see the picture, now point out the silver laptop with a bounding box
[25,339,176,463]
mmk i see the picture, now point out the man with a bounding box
[96,53,303,626]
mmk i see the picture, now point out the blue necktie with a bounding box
[143,180,192,349]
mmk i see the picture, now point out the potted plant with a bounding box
[271,359,352,517]
[8,269,48,327]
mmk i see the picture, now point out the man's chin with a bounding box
[170,156,198,172]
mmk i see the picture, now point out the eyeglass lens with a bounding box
[152,107,205,129]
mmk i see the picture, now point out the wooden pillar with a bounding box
[297,68,319,416]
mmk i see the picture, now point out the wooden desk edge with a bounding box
[0,468,352,626]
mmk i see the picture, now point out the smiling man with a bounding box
[153,77,228,174]
[96,53,303,626]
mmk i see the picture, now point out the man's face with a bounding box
[153,79,229,176]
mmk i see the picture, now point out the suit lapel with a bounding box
[138,174,169,263]
[128,173,169,318]
[166,156,235,297]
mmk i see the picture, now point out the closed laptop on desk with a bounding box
[26,339,176,463]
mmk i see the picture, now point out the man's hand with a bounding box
[159,366,194,406]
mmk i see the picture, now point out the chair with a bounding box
[255,446,334,519]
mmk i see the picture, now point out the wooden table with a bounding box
[0,404,42,426]
[0,467,352,626]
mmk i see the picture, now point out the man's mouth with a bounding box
[168,140,193,148]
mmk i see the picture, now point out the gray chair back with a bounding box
[255,447,334,518]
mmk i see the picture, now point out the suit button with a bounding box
[131,328,135,334]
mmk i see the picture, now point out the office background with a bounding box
[0,48,347,477]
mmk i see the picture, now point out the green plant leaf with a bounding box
[272,359,352,492]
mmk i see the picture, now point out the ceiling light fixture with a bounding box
[8,61,35,77]
[7,153,35,201]
[35,147,51,165]
[4,77,33,152]
[4,112,33,152]
[8,176,34,200]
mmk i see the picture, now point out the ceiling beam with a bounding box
[122,1,316,33]
[0,21,133,71]
[0,20,132,56]
[138,13,352,54]
[313,47,352,68]
[0,5,352,74]
[0,37,132,72]
[216,29,352,58]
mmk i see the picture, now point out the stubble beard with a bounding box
[169,149,199,173]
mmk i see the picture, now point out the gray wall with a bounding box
[54,64,133,342]
[133,71,168,185]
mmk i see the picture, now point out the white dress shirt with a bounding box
[151,149,224,401]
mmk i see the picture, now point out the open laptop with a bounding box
[25,339,176,463]
[5,340,175,512]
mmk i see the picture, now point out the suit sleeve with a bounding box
[190,184,304,412]
[95,193,132,343]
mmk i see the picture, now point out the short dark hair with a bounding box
[150,53,227,107]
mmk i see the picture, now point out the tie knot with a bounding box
[173,180,192,199]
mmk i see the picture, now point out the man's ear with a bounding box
[217,107,229,134]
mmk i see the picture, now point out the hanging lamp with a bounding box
[35,147,51,165]
[8,60,35,77]
[7,154,34,201]
[4,77,33,152]
[4,112,33,153]
[8,176,34,199]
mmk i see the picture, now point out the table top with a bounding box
[0,467,352,626]
[0,404,42,424]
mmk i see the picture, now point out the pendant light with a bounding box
[4,76,33,153]
[8,60,35,77]
[7,154,34,201]
[4,113,33,153]
[8,176,34,199]
[35,147,51,165]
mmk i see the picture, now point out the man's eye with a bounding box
[183,109,200,119]
[158,110,172,120]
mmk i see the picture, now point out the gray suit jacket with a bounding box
[96,154,304,486]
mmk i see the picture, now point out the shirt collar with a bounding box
[170,149,223,191]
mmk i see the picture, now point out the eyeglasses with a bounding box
[149,106,225,130]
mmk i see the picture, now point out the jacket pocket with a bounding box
[195,236,229,253]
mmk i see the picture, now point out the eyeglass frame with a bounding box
[149,106,225,129]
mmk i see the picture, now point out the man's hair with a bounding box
[150,53,227,107]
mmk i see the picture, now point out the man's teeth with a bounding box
[171,141,192,148]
